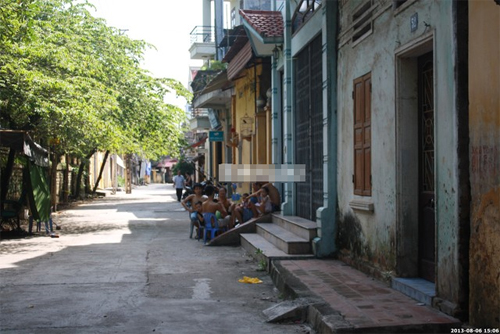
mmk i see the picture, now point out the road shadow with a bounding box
[0,184,292,334]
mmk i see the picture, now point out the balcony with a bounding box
[190,116,211,131]
[189,26,216,60]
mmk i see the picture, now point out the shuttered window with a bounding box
[353,73,372,196]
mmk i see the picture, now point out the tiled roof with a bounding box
[239,10,284,38]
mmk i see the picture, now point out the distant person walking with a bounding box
[173,170,185,202]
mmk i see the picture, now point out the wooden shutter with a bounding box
[353,73,372,196]
[353,78,365,195]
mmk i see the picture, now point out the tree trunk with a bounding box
[92,150,110,194]
[62,154,69,203]
[125,154,132,194]
[1,149,16,202]
[50,152,60,210]
[85,171,90,195]
[75,159,83,199]
[75,149,95,199]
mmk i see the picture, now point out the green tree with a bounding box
[172,159,194,177]
[0,0,191,200]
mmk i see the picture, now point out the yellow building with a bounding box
[222,27,272,195]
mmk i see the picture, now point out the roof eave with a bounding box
[242,22,283,57]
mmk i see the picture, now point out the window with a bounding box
[352,0,374,44]
[231,7,236,28]
[353,73,372,196]
[292,0,322,34]
[240,0,271,10]
[393,0,408,9]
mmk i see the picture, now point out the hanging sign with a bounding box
[209,131,224,142]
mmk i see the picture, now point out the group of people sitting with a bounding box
[181,182,281,240]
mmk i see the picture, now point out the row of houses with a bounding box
[186,0,499,327]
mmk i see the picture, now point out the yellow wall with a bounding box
[231,64,271,193]
[468,0,500,327]
[255,113,267,164]
[89,151,111,189]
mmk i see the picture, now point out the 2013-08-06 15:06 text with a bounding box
[451,329,499,334]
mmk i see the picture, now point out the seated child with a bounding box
[231,193,255,226]
[239,193,254,223]
[189,201,204,239]
[255,186,273,216]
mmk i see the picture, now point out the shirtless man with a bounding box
[181,183,207,238]
[202,185,228,229]
[217,187,234,229]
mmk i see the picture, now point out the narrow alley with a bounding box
[0,184,309,334]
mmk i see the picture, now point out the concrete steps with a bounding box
[241,213,317,269]
[271,214,317,241]
[256,223,311,254]
[206,214,270,246]
[240,233,315,270]
[392,277,436,306]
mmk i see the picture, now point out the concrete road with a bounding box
[0,184,310,334]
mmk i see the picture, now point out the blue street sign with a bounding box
[209,131,224,142]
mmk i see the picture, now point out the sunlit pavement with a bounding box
[0,183,309,334]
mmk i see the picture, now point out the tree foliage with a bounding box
[0,0,191,160]
[172,158,194,177]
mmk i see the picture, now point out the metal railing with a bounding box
[192,108,209,118]
[190,26,215,44]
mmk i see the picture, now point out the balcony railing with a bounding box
[192,108,209,118]
[190,26,215,44]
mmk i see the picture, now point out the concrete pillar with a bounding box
[214,0,224,60]
[281,0,294,216]
[202,0,211,28]
[313,0,338,258]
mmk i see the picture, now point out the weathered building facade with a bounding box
[222,28,273,194]
[268,0,338,258]
[468,0,500,327]
[189,0,499,326]
[190,0,276,189]
[336,0,469,320]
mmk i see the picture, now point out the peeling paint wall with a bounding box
[468,0,500,327]
[337,0,412,280]
[337,0,465,316]
[337,210,396,282]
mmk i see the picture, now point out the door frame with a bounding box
[395,33,435,278]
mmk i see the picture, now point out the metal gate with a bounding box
[295,35,323,221]
[418,51,435,282]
